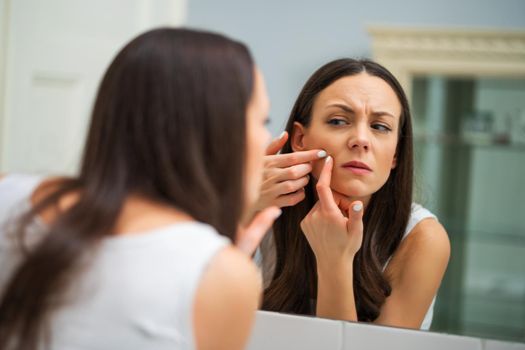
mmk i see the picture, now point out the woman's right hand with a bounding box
[299,156,364,269]
[253,131,327,211]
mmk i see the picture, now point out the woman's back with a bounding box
[0,28,274,350]
[0,174,233,349]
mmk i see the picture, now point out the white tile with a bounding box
[343,322,482,350]
[246,311,343,350]
[483,339,525,350]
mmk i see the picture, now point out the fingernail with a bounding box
[352,202,363,212]
[317,150,327,158]
[325,155,332,163]
[279,131,286,139]
[274,208,282,218]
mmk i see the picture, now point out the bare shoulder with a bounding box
[406,218,450,260]
[30,176,76,225]
[387,218,450,280]
[199,245,262,290]
[196,246,261,297]
[194,246,261,350]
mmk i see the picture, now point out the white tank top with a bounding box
[256,202,438,330]
[0,174,229,350]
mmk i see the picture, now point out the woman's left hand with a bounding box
[300,156,364,269]
[300,156,364,321]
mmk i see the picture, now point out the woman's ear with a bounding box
[291,122,307,152]
[391,154,397,169]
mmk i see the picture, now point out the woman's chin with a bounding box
[331,182,370,199]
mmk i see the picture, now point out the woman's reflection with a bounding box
[258,59,450,330]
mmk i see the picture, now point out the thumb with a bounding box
[346,201,364,235]
[265,131,288,155]
[236,206,282,255]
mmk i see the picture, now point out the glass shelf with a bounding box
[413,132,525,151]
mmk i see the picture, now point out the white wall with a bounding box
[0,0,187,174]
[187,0,525,136]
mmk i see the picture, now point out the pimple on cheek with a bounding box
[301,136,333,181]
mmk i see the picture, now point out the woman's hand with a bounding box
[300,156,364,269]
[300,155,364,321]
[253,132,327,211]
[236,206,281,255]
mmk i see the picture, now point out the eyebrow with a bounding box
[326,103,396,119]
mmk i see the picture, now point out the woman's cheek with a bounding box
[310,158,324,181]
[303,134,334,179]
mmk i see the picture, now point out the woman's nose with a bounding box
[347,124,370,151]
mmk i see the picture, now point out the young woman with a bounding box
[0,28,280,350]
[259,59,450,330]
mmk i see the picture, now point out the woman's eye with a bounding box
[327,118,347,126]
[371,123,392,132]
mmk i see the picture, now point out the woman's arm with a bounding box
[300,156,363,322]
[373,218,450,329]
[316,259,357,321]
[193,246,262,350]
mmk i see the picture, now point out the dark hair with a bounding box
[0,28,254,349]
[262,58,413,322]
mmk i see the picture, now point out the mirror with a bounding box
[412,75,525,342]
[256,26,524,345]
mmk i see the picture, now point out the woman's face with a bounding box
[292,72,401,203]
[245,67,271,208]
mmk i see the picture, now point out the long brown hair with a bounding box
[0,28,254,349]
[262,59,413,322]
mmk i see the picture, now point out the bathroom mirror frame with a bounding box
[368,25,525,99]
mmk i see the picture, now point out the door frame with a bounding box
[0,0,10,170]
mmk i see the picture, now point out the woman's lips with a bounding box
[341,161,372,175]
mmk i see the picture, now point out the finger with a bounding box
[346,201,364,235]
[332,190,352,213]
[315,156,339,212]
[272,163,312,182]
[236,206,281,255]
[267,149,327,168]
[265,131,288,155]
[274,189,306,207]
[275,176,309,196]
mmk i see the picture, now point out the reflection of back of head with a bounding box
[0,28,256,349]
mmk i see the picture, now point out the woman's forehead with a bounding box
[314,73,401,115]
